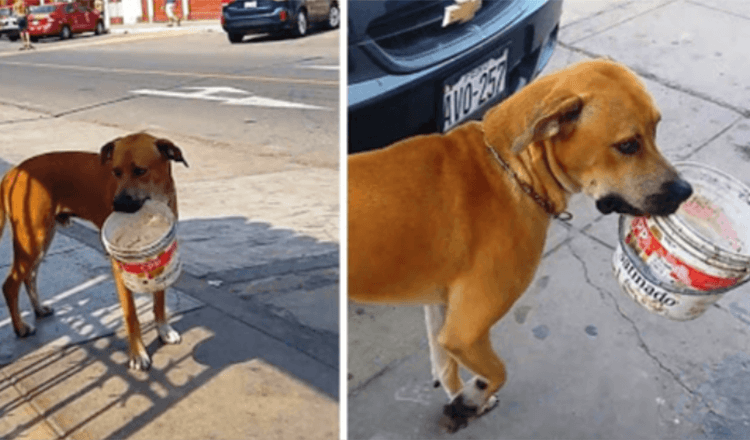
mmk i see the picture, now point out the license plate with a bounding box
[32,20,39,25]
[442,47,508,132]
[244,1,257,7]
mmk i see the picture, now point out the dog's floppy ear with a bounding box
[155,138,189,168]
[100,139,118,165]
[483,85,584,154]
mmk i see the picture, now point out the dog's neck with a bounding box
[486,140,575,219]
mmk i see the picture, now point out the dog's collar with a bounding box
[486,146,573,221]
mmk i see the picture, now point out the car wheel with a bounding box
[227,32,243,43]
[8,33,19,41]
[60,25,71,40]
[327,2,339,29]
[30,36,38,43]
[292,9,307,37]
[94,21,104,35]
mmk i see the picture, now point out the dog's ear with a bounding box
[483,82,584,154]
[100,140,117,165]
[155,139,189,168]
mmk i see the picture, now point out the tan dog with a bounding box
[0,132,188,371]
[348,59,693,432]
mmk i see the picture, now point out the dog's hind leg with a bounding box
[424,304,461,398]
[24,222,55,320]
[153,289,181,345]
[3,216,55,337]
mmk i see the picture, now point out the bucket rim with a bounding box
[101,202,177,256]
[102,223,177,257]
[662,161,750,264]
[617,215,749,296]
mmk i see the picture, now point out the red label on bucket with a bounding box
[627,217,739,291]
[119,241,178,279]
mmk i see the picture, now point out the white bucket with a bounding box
[101,200,182,294]
[612,162,750,321]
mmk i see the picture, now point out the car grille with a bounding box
[363,0,516,72]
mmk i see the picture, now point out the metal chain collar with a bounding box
[486,146,573,221]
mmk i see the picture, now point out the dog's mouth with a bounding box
[113,194,150,214]
[596,179,693,217]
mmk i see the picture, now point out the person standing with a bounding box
[13,0,32,50]
[164,0,180,27]
[94,0,105,24]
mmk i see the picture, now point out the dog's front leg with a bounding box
[111,259,151,371]
[424,304,461,398]
[153,289,181,344]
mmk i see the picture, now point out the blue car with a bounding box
[222,0,339,43]
[348,0,563,153]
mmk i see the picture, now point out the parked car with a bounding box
[0,6,19,41]
[348,0,563,153]
[27,2,103,41]
[221,0,339,43]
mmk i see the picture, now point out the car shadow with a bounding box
[239,26,336,44]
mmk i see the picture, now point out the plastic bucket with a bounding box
[611,162,750,321]
[101,200,182,294]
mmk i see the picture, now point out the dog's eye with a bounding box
[112,169,123,178]
[133,167,147,177]
[615,139,640,155]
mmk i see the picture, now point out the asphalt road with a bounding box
[0,28,339,168]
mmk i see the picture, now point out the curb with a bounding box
[108,22,222,35]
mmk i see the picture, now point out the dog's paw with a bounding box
[157,323,181,345]
[34,305,54,318]
[438,395,477,433]
[478,394,499,415]
[14,322,36,338]
[129,352,152,371]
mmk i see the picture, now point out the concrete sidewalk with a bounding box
[0,102,339,438]
[348,1,750,439]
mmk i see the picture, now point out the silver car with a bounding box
[0,6,19,41]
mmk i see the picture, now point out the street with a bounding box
[0,24,339,439]
[348,1,750,439]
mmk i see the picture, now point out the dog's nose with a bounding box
[664,179,693,205]
[113,194,144,213]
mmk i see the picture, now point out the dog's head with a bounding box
[100,133,188,214]
[482,59,692,216]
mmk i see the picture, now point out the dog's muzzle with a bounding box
[596,179,693,216]
[113,193,147,213]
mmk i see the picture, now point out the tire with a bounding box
[291,9,307,37]
[94,21,104,35]
[30,36,38,43]
[8,33,19,41]
[327,3,339,29]
[60,25,71,40]
[227,32,243,43]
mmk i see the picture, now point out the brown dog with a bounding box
[0,132,188,371]
[348,59,693,431]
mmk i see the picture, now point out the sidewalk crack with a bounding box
[566,241,694,395]
[566,241,731,422]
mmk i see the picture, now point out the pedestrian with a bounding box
[94,0,104,23]
[164,0,180,27]
[13,0,32,50]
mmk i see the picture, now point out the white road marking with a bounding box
[130,86,329,110]
[299,65,338,71]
